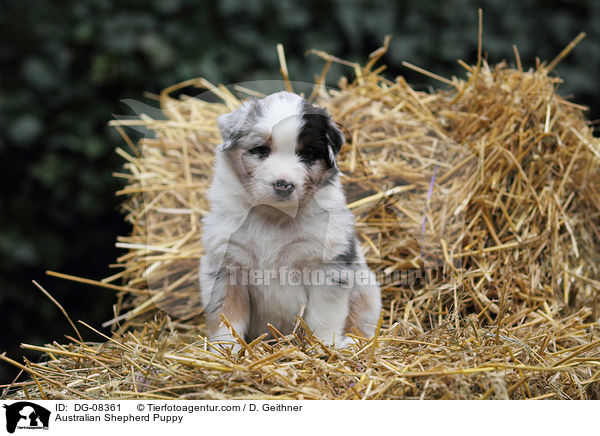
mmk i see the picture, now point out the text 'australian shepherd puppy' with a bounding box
[200,91,381,351]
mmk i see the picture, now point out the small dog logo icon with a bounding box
[3,402,50,433]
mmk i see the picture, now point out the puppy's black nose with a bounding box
[273,179,295,196]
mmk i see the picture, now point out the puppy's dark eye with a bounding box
[247,145,271,158]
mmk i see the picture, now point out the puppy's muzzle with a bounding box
[273,179,295,197]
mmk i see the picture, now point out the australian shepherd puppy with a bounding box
[199,91,381,350]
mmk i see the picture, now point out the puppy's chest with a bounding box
[227,214,329,269]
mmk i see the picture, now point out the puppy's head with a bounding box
[217,91,344,217]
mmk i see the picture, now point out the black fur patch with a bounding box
[246,100,265,123]
[335,235,358,265]
[296,101,343,168]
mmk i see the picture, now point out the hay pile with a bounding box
[2,38,600,400]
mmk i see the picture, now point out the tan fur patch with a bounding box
[344,291,371,336]
[206,284,250,333]
[300,160,330,207]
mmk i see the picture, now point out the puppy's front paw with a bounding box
[333,335,355,349]
[225,341,243,354]
[208,335,243,355]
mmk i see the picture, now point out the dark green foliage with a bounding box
[1,0,598,383]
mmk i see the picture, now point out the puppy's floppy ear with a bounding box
[217,100,262,150]
[217,108,242,150]
[325,120,345,169]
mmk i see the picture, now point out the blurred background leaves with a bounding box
[1,0,598,383]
